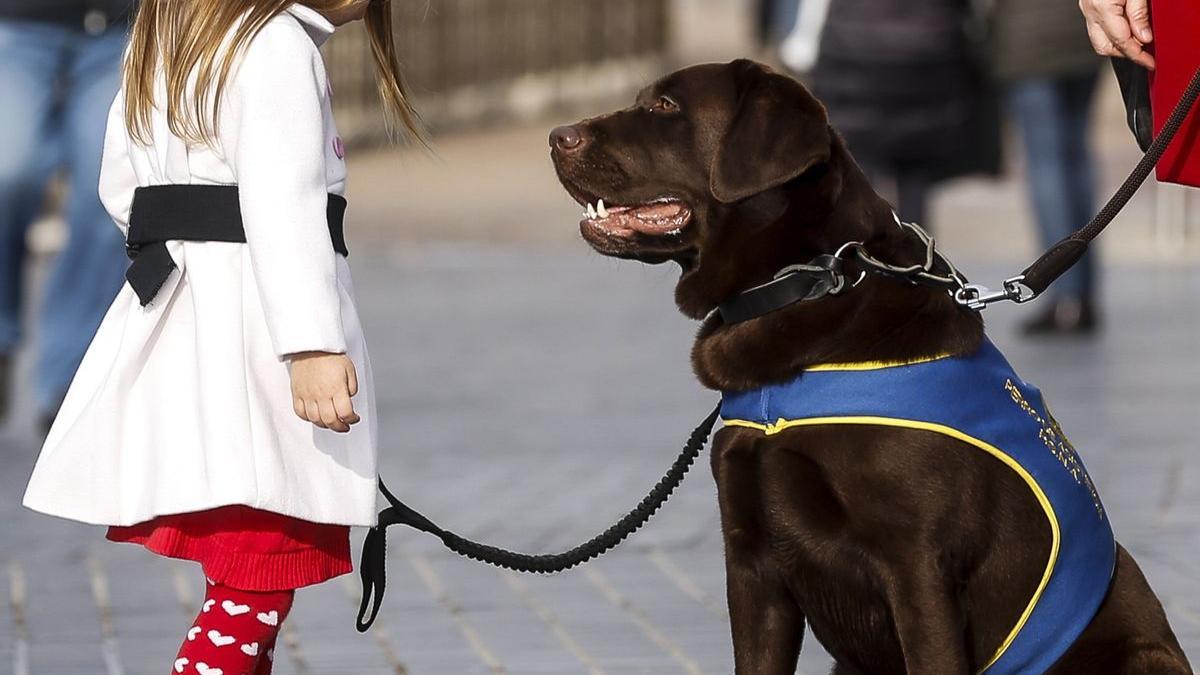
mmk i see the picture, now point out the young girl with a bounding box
[22,1,419,672]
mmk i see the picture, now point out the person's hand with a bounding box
[289,351,360,433]
[1080,0,1155,69]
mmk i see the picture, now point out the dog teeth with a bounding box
[597,200,608,218]
[587,203,597,219]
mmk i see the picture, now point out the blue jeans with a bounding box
[1007,72,1100,301]
[0,19,128,413]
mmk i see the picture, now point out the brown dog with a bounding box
[550,60,1192,675]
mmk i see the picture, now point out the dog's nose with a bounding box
[550,125,585,152]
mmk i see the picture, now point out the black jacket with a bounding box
[810,0,988,175]
[990,0,1101,81]
[0,0,134,29]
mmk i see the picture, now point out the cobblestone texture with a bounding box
[2,242,1198,674]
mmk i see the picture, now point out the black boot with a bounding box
[1021,297,1099,336]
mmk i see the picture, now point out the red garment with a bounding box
[108,506,351,591]
[173,580,294,675]
[1150,0,1200,187]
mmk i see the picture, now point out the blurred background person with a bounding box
[805,0,1001,228]
[993,0,1104,335]
[754,0,801,49]
[0,0,132,432]
[780,0,830,74]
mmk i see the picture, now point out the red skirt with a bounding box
[107,506,352,591]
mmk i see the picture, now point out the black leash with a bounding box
[356,404,723,632]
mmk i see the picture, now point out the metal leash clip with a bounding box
[954,276,1036,311]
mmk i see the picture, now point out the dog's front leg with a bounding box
[715,433,805,673]
[878,553,969,674]
[725,547,805,675]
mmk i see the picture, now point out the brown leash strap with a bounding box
[1006,65,1200,304]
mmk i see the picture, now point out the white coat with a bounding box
[23,5,379,527]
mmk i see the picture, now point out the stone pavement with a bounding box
[2,239,1199,674]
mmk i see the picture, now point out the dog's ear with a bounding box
[710,60,832,204]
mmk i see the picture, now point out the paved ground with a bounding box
[3,238,1200,674]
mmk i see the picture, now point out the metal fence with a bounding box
[323,0,670,144]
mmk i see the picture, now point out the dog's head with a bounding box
[551,60,849,317]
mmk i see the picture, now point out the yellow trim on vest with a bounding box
[722,415,1061,674]
[804,353,954,372]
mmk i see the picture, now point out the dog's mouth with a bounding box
[555,170,696,261]
[576,197,694,239]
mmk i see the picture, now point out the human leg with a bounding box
[1059,70,1101,297]
[0,20,63,418]
[895,163,931,228]
[1007,76,1098,333]
[173,579,294,675]
[36,24,127,418]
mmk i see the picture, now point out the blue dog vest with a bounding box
[720,339,1116,674]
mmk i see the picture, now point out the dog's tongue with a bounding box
[596,201,691,236]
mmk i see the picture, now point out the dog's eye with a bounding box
[649,96,680,114]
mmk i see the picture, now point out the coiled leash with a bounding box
[356,64,1200,632]
[356,404,722,631]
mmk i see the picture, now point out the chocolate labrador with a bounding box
[549,60,1192,674]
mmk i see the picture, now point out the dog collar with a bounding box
[717,216,996,325]
[717,254,846,325]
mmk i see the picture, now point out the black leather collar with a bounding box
[717,254,846,325]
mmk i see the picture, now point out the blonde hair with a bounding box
[123,0,423,145]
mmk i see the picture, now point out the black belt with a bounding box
[125,185,348,306]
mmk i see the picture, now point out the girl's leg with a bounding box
[251,632,282,675]
[173,579,294,675]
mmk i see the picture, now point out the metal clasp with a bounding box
[954,276,1036,311]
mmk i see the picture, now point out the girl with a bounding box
[22,1,420,672]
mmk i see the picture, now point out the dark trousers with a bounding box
[857,159,934,228]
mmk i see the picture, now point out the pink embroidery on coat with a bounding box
[333,136,345,159]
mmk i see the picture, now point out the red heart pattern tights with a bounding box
[171,580,295,675]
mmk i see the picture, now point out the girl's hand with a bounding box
[289,352,360,433]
